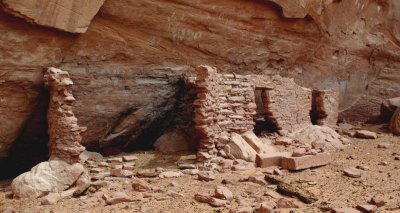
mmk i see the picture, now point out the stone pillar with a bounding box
[194,65,220,161]
[44,67,86,163]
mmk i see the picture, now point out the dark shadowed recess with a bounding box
[81,75,198,155]
[0,88,50,179]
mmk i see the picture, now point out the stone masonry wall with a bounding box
[311,89,339,127]
[194,65,256,161]
[251,75,312,135]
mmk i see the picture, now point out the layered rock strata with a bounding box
[1,0,105,33]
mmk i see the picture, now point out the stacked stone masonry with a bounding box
[194,65,339,161]
[44,67,86,163]
[251,75,312,134]
[311,89,339,127]
[194,65,256,161]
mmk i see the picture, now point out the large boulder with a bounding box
[153,129,192,153]
[289,125,345,150]
[12,160,84,198]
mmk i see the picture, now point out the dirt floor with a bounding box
[0,124,399,213]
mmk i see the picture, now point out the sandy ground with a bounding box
[0,124,399,213]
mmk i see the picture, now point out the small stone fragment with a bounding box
[90,168,103,174]
[110,168,133,177]
[122,155,139,162]
[194,193,228,207]
[292,148,306,157]
[103,192,132,205]
[377,143,390,149]
[107,157,123,163]
[198,171,216,181]
[236,206,253,213]
[343,168,362,178]
[123,162,136,170]
[356,204,378,213]
[41,193,61,205]
[369,196,386,207]
[331,208,361,213]
[275,137,293,146]
[132,179,152,192]
[231,162,256,171]
[182,169,199,175]
[159,171,183,178]
[178,164,196,169]
[273,168,283,176]
[137,169,159,178]
[98,162,109,167]
[258,203,274,213]
[214,185,234,201]
[276,198,300,208]
[354,130,377,139]
[356,165,369,171]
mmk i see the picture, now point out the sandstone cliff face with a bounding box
[0,0,399,162]
[1,0,105,33]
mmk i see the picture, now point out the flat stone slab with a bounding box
[256,152,291,168]
[281,153,332,170]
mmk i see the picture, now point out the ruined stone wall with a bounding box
[251,75,312,135]
[194,65,256,160]
[311,89,339,127]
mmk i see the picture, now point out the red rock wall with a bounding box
[0,0,399,159]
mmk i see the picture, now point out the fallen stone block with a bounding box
[356,204,378,213]
[223,133,257,162]
[281,153,332,170]
[354,130,377,139]
[242,131,271,154]
[256,152,291,168]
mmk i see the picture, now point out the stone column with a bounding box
[44,67,86,163]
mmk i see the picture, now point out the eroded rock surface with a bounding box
[1,0,105,33]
